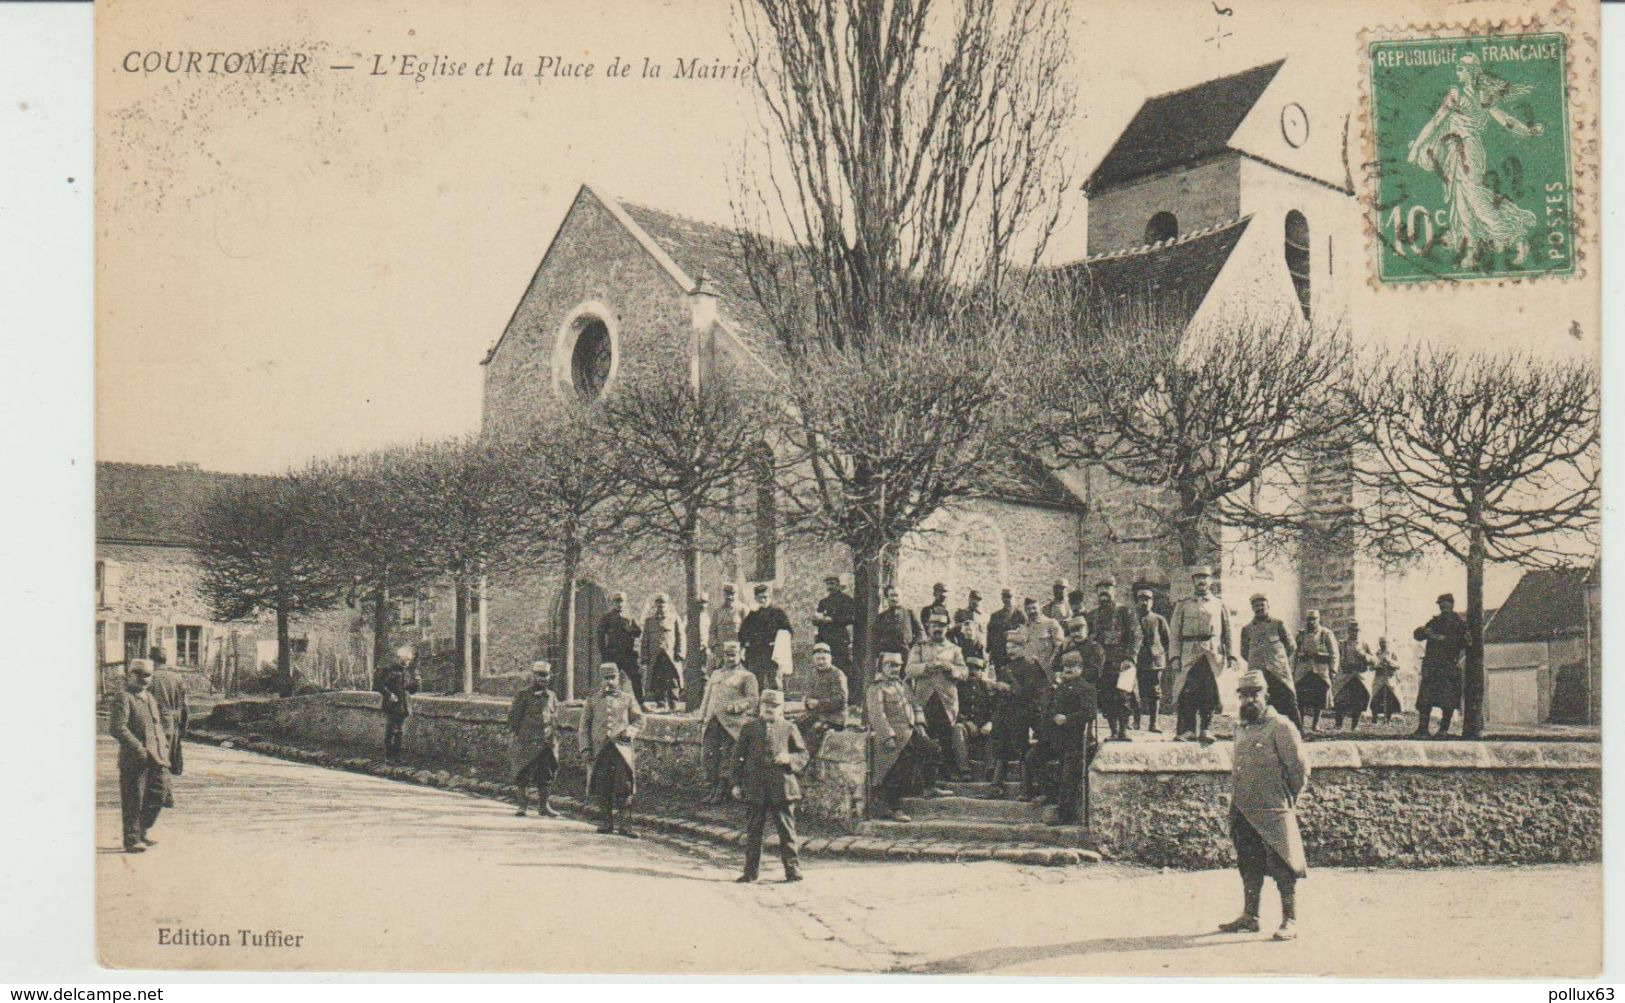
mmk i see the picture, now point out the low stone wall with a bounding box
[1088,740,1602,869]
[205,691,868,831]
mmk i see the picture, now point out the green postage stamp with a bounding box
[1365,31,1573,285]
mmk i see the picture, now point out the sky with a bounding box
[97,0,1599,555]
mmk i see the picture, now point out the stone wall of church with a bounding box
[1086,155,1243,255]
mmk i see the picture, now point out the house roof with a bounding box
[1053,216,1252,328]
[1483,567,1598,644]
[1084,60,1284,194]
[97,461,261,547]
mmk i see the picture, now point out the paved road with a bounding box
[97,739,1601,976]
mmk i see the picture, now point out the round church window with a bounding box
[571,318,612,400]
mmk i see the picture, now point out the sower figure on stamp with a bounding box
[1219,670,1310,942]
[110,659,169,853]
[580,662,644,838]
[1170,566,1231,744]
[906,607,970,780]
[1086,579,1141,742]
[867,652,944,822]
[732,690,808,884]
[1293,609,1340,734]
[987,629,1046,797]
[1369,637,1404,725]
[1240,594,1300,732]
[1132,587,1169,733]
[1332,622,1373,732]
[508,661,560,817]
[1413,593,1467,738]
[148,646,189,803]
[797,641,848,761]
[597,591,644,707]
[375,644,419,762]
[699,640,758,804]
[812,574,856,675]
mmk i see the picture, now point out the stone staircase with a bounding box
[857,765,1092,850]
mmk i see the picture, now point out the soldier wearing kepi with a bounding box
[641,592,684,709]
[1086,578,1141,742]
[1132,588,1170,733]
[148,647,189,799]
[905,607,970,779]
[1219,670,1310,942]
[867,652,944,821]
[597,592,644,706]
[1025,648,1098,824]
[732,690,809,884]
[699,640,760,804]
[739,583,793,691]
[798,641,849,761]
[985,587,1026,670]
[110,659,169,853]
[1413,593,1468,738]
[1170,566,1231,744]
[1293,609,1340,733]
[1332,622,1374,731]
[374,644,419,762]
[579,662,644,838]
[812,574,856,674]
[1240,594,1301,731]
[1369,637,1405,725]
[1043,578,1073,625]
[507,661,561,817]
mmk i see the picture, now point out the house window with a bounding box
[1145,212,1179,244]
[571,318,613,400]
[175,625,202,667]
[122,622,148,666]
[750,444,777,582]
[1285,210,1312,320]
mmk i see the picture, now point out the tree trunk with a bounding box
[850,543,884,707]
[275,606,292,698]
[682,536,704,712]
[455,575,472,695]
[371,585,392,678]
[561,547,580,702]
[1462,519,1488,738]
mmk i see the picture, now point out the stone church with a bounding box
[476,58,1424,696]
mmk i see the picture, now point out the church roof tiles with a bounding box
[1054,216,1252,329]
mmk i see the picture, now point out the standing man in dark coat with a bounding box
[811,575,856,675]
[1132,588,1170,733]
[374,644,419,762]
[988,630,1047,798]
[740,583,793,691]
[1293,609,1340,734]
[579,662,644,837]
[1240,594,1301,731]
[1025,654,1098,825]
[732,690,809,883]
[1085,579,1141,742]
[111,659,169,852]
[1332,622,1374,731]
[508,661,561,817]
[597,591,644,706]
[919,582,951,630]
[148,647,189,792]
[641,592,683,709]
[985,587,1026,670]
[1413,593,1467,738]
[873,584,920,660]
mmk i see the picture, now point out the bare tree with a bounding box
[599,361,772,706]
[731,0,1075,688]
[503,404,635,701]
[195,474,341,696]
[1352,346,1599,738]
[1029,302,1360,568]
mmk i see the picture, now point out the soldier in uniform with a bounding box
[597,591,644,706]
[1085,579,1141,742]
[948,608,987,675]
[987,630,1048,797]
[1369,637,1405,725]
[110,659,169,853]
[1332,622,1374,731]
[709,583,746,660]
[919,581,951,629]
[641,593,683,709]
[954,652,994,777]
[1413,593,1468,738]
[579,662,644,837]
[874,584,921,659]
[811,574,856,674]
[739,583,793,691]
[1293,609,1340,733]
[507,661,561,817]
[798,642,849,760]
[1132,587,1170,733]
[954,589,987,649]
[374,644,419,762]
[906,608,970,779]
[1043,578,1073,625]
[1240,594,1301,731]
[732,690,809,883]
[1170,566,1231,744]
[1025,650,1099,824]
[866,652,945,821]
[985,587,1026,670]
[698,641,759,804]
[1020,596,1065,674]
[148,647,188,797]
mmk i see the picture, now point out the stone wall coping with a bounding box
[1092,739,1600,774]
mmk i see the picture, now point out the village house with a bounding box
[1483,566,1600,726]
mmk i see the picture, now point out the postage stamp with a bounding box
[1364,30,1574,285]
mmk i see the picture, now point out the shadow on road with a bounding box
[502,860,733,884]
[910,930,1248,974]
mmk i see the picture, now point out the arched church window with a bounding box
[570,317,612,399]
[1284,210,1312,321]
[1145,212,1178,244]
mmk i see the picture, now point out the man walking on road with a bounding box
[508,661,561,817]
[732,690,809,884]
[580,662,644,838]
[375,644,419,762]
[1220,669,1310,942]
[110,659,169,853]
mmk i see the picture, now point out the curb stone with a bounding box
[188,729,1095,868]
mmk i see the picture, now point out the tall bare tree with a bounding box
[1352,346,1599,738]
[1029,302,1360,568]
[600,361,772,706]
[195,474,341,695]
[504,404,635,701]
[732,0,1075,688]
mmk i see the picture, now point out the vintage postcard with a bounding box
[95,0,1601,976]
